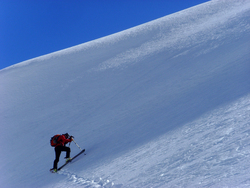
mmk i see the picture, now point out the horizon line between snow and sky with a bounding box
[0,0,210,70]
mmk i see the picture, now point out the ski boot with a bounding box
[65,158,72,163]
[50,168,57,173]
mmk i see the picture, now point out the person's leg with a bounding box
[53,146,62,169]
[61,146,71,158]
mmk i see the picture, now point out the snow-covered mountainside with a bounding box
[1,0,250,187]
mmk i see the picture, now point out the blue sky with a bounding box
[0,0,209,70]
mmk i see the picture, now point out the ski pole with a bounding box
[72,139,83,151]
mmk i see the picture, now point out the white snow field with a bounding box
[1,0,250,187]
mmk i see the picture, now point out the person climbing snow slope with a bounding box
[50,133,73,172]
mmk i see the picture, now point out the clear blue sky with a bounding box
[0,0,209,70]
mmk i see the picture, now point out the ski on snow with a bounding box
[50,149,85,173]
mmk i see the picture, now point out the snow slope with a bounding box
[1,0,250,187]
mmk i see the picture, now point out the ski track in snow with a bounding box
[53,170,118,188]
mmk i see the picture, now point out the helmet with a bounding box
[64,133,69,139]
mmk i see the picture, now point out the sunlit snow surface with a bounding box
[1,0,250,187]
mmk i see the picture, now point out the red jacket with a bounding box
[55,135,72,147]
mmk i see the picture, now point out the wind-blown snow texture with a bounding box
[1,0,250,187]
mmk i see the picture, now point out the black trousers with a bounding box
[53,145,71,169]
